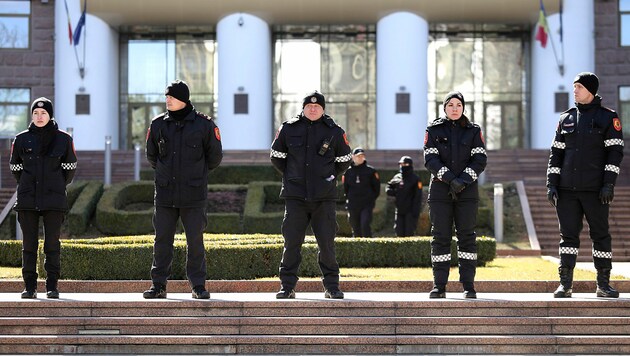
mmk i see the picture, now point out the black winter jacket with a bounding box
[10,120,77,211]
[146,106,223,208]
[270,114,352,201]
[386,168,422,215]
[547,96,624,191]
[343,161,380,210]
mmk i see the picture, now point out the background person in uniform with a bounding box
[385,156,423,237]
[547,72,624,299]
[144,80,223,300]
[423,91,487,299]
[342,147,380,237]
[270,90,352,299]
[10,97,77,299]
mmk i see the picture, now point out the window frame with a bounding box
[0,0,31,50]
[620,0,630,47]
[0,87,31,138]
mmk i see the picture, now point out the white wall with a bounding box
[530,0,594,149]
[54,0,119,150]
[217,13,272,150]
[376,12,428,149]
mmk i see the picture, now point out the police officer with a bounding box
[270,90,352,299]
[10,97,77,299]
[424,91,487,299]
[547,72,624,298]
[386,156,423,237]
[343,147,380,237]
[144,80,223,299]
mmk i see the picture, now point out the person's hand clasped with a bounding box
[547,185,559,207]
[599,183,614,205]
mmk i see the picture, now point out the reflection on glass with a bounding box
[0,1,30,14]
[619,86,630,129]
[622,15,630,46]
[621,0,630,11]
[0,17,29,48]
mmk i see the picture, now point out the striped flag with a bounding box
[73,1,86,46]
[63,0,73,45]
[535,0,549,48]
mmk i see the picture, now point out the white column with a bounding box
[376,12,428,149]
[531,0,594,149]
[217,13,272,150]
[54,0,119,150]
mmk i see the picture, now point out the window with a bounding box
[621,0,630,46]
[619,86,630,130]
[0,88,30,137]
[0,1,30,49]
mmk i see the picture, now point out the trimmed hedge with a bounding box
[95,181,245,235]
[141,165,282,184]
[0,240,22,267]
[33,234,495,280]
[67,181,104,235]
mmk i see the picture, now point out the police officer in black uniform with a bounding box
[10,97,77,299]
[386,156,423,237]
[343,147,380,237]
[424,91,487,299]
[547,72,624,299]
[270,91,352,299]
[144,80,223,300]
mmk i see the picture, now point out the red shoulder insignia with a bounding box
[424,132,428,145]
[146,127,151,142]
[214,127,221,141]
[613,118,622,132]
[343,133,349,146]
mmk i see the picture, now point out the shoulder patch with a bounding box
[214,127,221,141]
[613,118,622,132]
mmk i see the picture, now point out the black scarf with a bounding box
[168,102,194,121]
[29,119,58,155]
[576,95,602,113]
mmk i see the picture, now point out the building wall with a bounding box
[595,0,630,110]
[1,0,55,101]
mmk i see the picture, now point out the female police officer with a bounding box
[423,92,487,299]
[10,97,77,299]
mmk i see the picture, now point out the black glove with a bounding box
[450,178,466,194]
[546,185,558,207]
[599,183,615,205]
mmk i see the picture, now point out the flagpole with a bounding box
[541,0,564,76]
[80,0,86,79]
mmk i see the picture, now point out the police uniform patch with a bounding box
[479,131,485,144]
[310,96,317,103]
[214,127,221,141]
[146,128,151,142]
[614,118,622,132]
[424,132,428,145]
[343,133,349,145]
[37,102,44,107]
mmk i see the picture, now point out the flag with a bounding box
[73,1,86,46]
[535,0,549,48]
[63,0,73,45]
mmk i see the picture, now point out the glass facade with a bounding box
[120,26,216,148]
[0,0,30,49]
[273,25,376,149]
[619,86,630,130]
[0,88,30,138]
[621,0,630,46]
[428,24,530,149]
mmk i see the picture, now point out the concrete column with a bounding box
[531,0,594,149]
[54,0,119,150]
[217,13,272,150]
[376,12,428,149]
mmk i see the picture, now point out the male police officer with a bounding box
[144,80,223,299]
[343,148,380,237]
[270,91,352,299]
[547,72,624,298]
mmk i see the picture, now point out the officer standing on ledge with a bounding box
[343,147,381,237]
[424,91,487,299]
[547,72,624,299]
[144,80,223,300]
[386,156,423,237]
[270,90,352,299]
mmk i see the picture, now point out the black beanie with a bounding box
[573,72,599,96]
[31,97,53,118]
[443,91,465,112]
[398,156,413,165]
[165,80,190,103]
[302,91,325,109]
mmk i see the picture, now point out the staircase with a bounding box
[0,290,629,354]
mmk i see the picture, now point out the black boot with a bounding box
[596,268,619,298]
[143,283,167,299]
[462,282,477,299]
[429,284,446,298]
[553,267,573,298]
[46,279,59,299]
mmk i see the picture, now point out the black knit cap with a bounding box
[302,90,325,109]
[165,80,190,103]
[31,97,53,118]
[573,72,599,96]
[352,147,365,155]
[443,91,465,112]
[398,156,413,165]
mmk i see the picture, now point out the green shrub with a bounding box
[142,166,282,184]
[67,181,104,235]
[35,234,496,279]
[0,240,22,267]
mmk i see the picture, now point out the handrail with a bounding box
[0,191,16,232]
[515,180,541,251]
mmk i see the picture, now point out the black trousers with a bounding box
[18,210,64,291]
[428,181,478,285]
[279,199,340,291]
[394,210,418,237]
[151,206,208,287]
[556,189,612,269]
[347,204,374,237]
